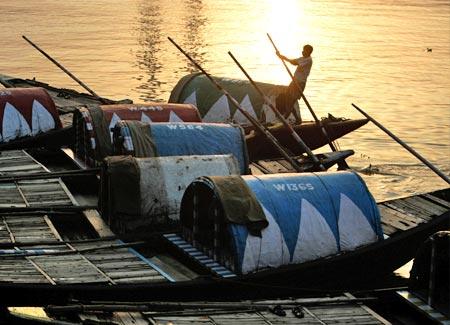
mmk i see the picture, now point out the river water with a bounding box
[0,0,449,200]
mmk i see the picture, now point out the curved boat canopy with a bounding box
[0,87,61,142]
[112,121,250,174]
[169,73,300,125]
[180,171,383,274]
[72,103,201,166]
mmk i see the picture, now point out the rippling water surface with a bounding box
[0,0,449,200]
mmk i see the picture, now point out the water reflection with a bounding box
[180,0,208,73]
[134,1,164,101]
[133,0,207,101]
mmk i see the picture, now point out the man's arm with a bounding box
[276,52,298,65]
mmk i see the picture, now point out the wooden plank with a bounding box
[43,215,64,241]
[378,205,422,230]
[107,270,160,278]
[149,255,198,281]
[344,292,390,325]
[83,209,115,237]
[1,217,15,243]
[26,257,56,284]
[422,193,450,208]
[0,165,43,172]
[389,200,437,220]
[383,201,431,221]
[380,222,397,236]
[248,164,266,175]
[276,159,296,172]
[254,160,289,174]
[58,178,79,206]
[91,260,148,268]
[403,196,449,216]
[112,275,167,283]
[15,181,30,207]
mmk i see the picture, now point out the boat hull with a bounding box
[245,118,369,160]
[0,209,447,306]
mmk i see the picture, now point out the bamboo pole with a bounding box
[22,35,110,104]
[352,103,450,184]
[267,33,349,170]
[47,296,377,313]
[228,51,325,171]
[167,37,304,172]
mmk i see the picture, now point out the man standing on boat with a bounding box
[276,44,313,122]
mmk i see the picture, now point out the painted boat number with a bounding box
[128,106,163,111]
[272,183,314,191]
[166,125,204,130]
[0,90,12,96]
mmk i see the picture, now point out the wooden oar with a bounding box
[22,35,110,104]
[228,51,325,171]
[168,37,304,172]
[49,297,377,313]
[267,33,349,170]
[352,103,450,184]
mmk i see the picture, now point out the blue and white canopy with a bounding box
[114,121,250,174]
[231,172,382,273]
[181,171,382,275]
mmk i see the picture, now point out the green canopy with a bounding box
[169,73,299,125]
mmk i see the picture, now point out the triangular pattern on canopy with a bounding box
[183,91,197,108]
[140,113,153,123]
[31,99,56,136]
[108,113,121,140]
[293,198,339,263]
[241,205,290,274]
[169,111,183,122]
[338,193,378,251]
[2,102,31,141]
[233,95,257,124]
[202,95,230,122]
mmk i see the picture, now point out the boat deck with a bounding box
[378,191,449,236]
[0,150,172,285]
[0,150,77,208]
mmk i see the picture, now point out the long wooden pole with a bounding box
[22,35,110,104]
[266,34,348,170]
[167,37,304,172]
[352,103,450,184]
[228,51,325,171]
[47,297,377,313]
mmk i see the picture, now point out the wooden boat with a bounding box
[394,231,449,323]
[2,293,391,325]
[169,72,369,159]
[0,149,448,306]
[0,73,446,309]
[0,73,368,160]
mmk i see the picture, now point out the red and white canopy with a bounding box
[0,87,61,142]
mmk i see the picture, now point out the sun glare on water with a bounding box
[249,0,316,85]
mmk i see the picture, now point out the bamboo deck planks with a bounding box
[378,192,448,234]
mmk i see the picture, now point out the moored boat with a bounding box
[169,72,369,159]
[394,231,449,323]
[0,149,448,305]
[0,73,368,160]
[0,73,446,309]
